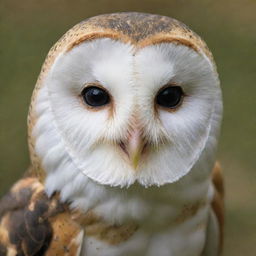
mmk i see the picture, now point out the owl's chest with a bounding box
[79,178,212,256]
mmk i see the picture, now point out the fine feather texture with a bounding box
[33,39,222,188]
[0,178,84,256]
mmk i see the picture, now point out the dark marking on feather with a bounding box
[0,178,69,256]
[84,12,185,42]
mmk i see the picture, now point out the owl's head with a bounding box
[29,13,222,189]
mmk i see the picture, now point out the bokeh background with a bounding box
[0,0,255,254]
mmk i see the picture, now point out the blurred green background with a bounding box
[0,0,255,254]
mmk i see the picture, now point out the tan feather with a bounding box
[0,177,139,254]
[0,178,84,256]
[211,162,225,253]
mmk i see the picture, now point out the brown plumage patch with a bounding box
[211,162,225,253]
[0,177,83,256]
[85,221,138,245]
[73,210,138,246]
[74,13,207,49]
[175,200,206,224]
[0,177,139,255]
[46,212,83,256]
[65,13,211,58]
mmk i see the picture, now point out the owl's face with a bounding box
[32,14,222,188]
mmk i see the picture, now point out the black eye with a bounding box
[81,86,110,107]
[156,86,184,109]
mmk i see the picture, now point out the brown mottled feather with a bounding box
[211,162,225,253]
[0,178,83,256]
[0,177,139,255]
[73,210,138,246]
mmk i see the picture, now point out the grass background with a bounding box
[0,0,255,254]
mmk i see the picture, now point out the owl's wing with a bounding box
[202,162,224,256]
[0,176,84,256]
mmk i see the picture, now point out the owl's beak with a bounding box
[126,129,145,169]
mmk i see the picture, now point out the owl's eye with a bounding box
[81,86,110,107]
[156,86,184,109]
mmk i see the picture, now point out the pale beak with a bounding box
[127,129,145,169]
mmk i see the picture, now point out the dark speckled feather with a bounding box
[84,12,186,42]
[0,177,83,256]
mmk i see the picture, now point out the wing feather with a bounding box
[0,177,84,256]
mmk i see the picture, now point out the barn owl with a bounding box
[0,12,224,256]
